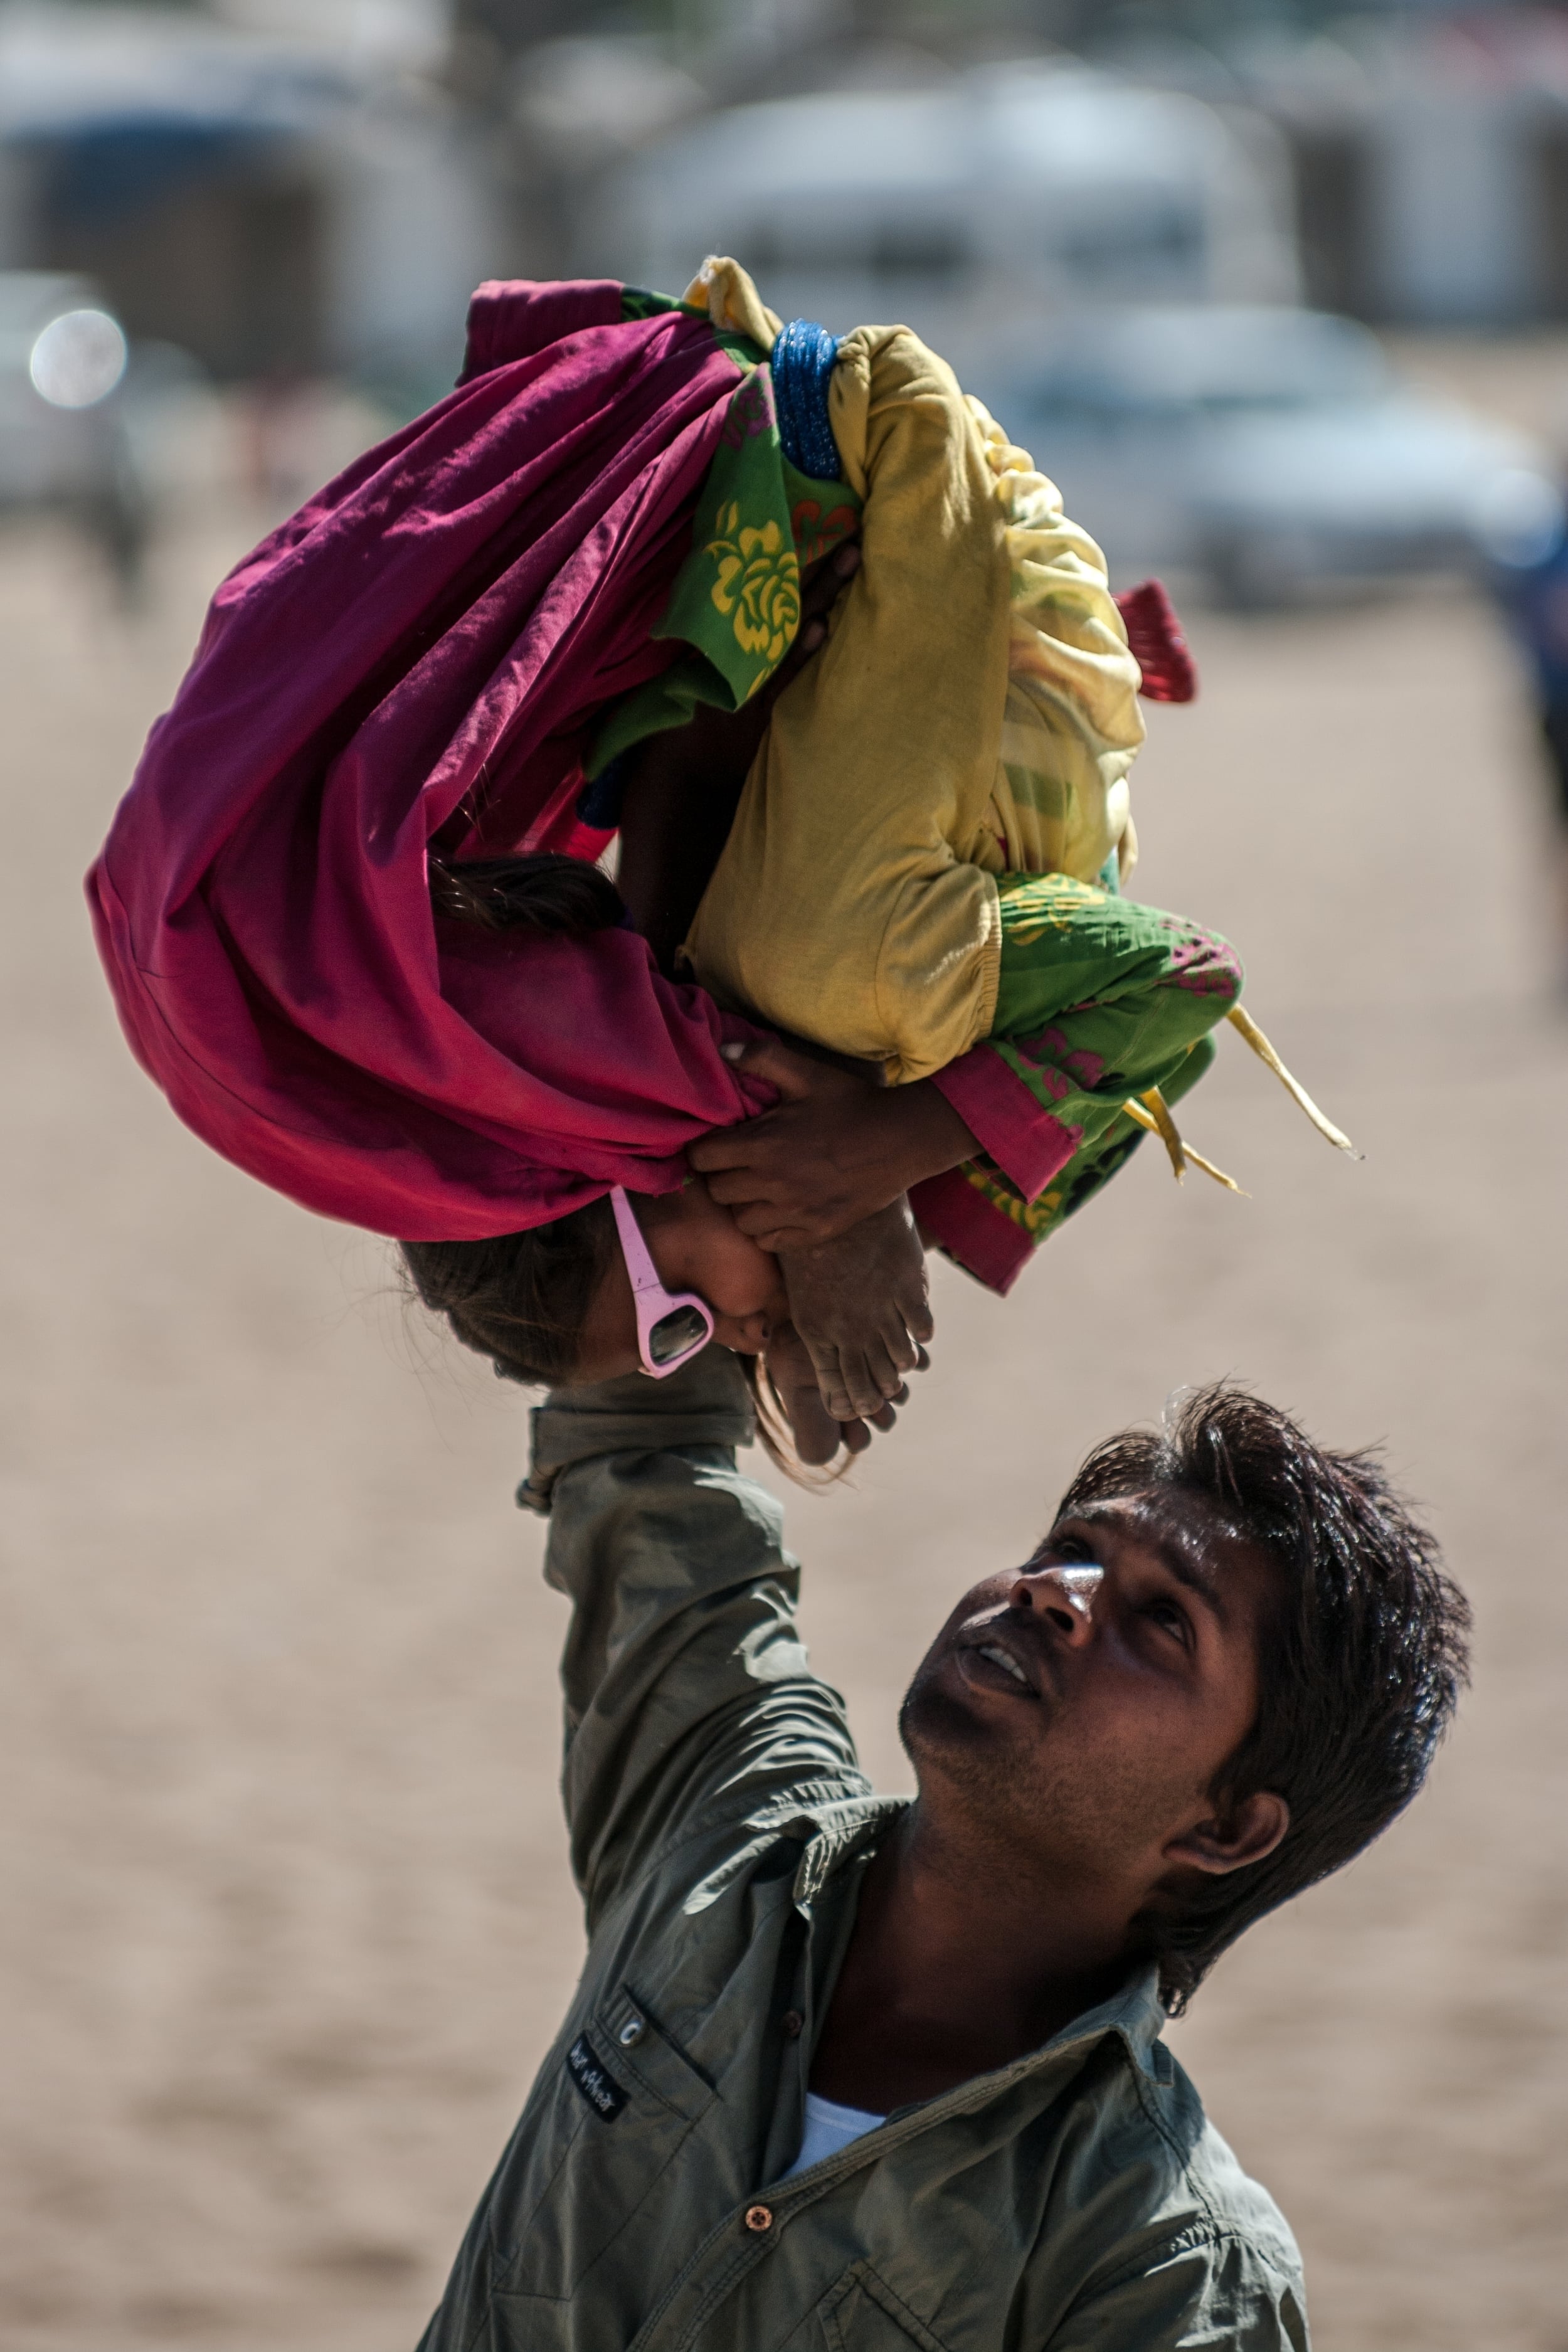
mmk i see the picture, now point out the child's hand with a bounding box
[692,1036,975,1249]
[778,1198,934,1422]
[762,1323,906,1465]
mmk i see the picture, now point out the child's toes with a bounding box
[866,1337,909,1399]
[832,1350,889,1420]
[785,1384,844,1466]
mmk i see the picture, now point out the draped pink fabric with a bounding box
[86,282,777,1241]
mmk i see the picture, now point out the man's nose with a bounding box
[1010,1563,1103,1645]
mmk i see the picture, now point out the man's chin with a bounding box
[898,1671,1017,1777]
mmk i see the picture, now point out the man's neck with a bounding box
[808,1806,1143,2114]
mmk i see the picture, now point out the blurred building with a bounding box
[477,2,1568,334]
[1074,6,1568,328]
[0,0,499,389]
[9,0,1568,404]
[1271,11,1568,326]
[588,61,1299,365]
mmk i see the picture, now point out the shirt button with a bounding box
[617,2016,645,2048]
[744,2205,774,2234]
[781,2010,803,2039]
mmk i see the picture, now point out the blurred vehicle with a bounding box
[596,61,1299,368]
[0,9,494,393]
[0,269,144,577]
[972,305,1564,605]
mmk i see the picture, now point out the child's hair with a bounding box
[428,850,625,936]
[401,1213,805,1473]
[402,1204,616,1389]
[408,848,812,1471]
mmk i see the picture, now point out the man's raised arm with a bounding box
[521,1350,869,1934]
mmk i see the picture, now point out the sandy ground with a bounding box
[3,416,1567,2352]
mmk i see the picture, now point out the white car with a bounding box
[973,305,1562,605]
[0,270,144,573]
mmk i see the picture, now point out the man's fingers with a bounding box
[738,1207,840,1250]
[718,1034,818,1101]
[686,1130,753,1174]
[731,1205,810,1249]
[697,1164,778,1207]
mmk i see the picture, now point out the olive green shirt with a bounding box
[420,1353,1308,2352]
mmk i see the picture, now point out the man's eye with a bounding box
[1145,1597,1188,1641]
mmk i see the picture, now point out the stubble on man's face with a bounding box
[899,1489,1278,1895]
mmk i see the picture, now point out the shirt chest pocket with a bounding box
[501,1987,718,2302]
[817,2262,953,2352]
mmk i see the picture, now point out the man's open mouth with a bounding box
[955,1634,1039,1698]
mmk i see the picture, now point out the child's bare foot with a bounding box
[763,1323,904,1465]
[779,1199,934,1423]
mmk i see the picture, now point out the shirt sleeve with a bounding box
[1046,2230,1310,2352]
[526,1350,869,1934]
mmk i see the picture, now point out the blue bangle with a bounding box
[771,318,842,482]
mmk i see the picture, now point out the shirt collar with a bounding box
[722,1791,1169,2083]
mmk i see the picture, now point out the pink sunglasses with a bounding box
[610,1186,716,1378]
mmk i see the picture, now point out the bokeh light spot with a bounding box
[29,309,128,410]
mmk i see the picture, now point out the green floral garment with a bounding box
[586,294,861,783]
[915,873,1244,1294]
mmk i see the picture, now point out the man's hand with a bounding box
[693,1036,976,1250]
[780,1198,934,1423]
[762,1322,909,1465]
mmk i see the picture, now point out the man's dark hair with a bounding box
[1058,1382,1470,2013]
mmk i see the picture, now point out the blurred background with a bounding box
[3,2,1567,2349]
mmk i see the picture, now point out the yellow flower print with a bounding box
[704,501,802,666]
[1003,872,1106,945]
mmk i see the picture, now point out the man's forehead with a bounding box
[1059,1488,1274,1591]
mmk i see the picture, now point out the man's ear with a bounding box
[1163,1789,1290,1878]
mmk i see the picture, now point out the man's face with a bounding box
[901,1487,1283,1901]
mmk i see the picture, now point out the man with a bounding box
[420,1352,1468,2351]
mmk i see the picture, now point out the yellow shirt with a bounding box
[681,277,1145,1083]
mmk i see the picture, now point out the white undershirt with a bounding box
[781,2090,887,2180]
